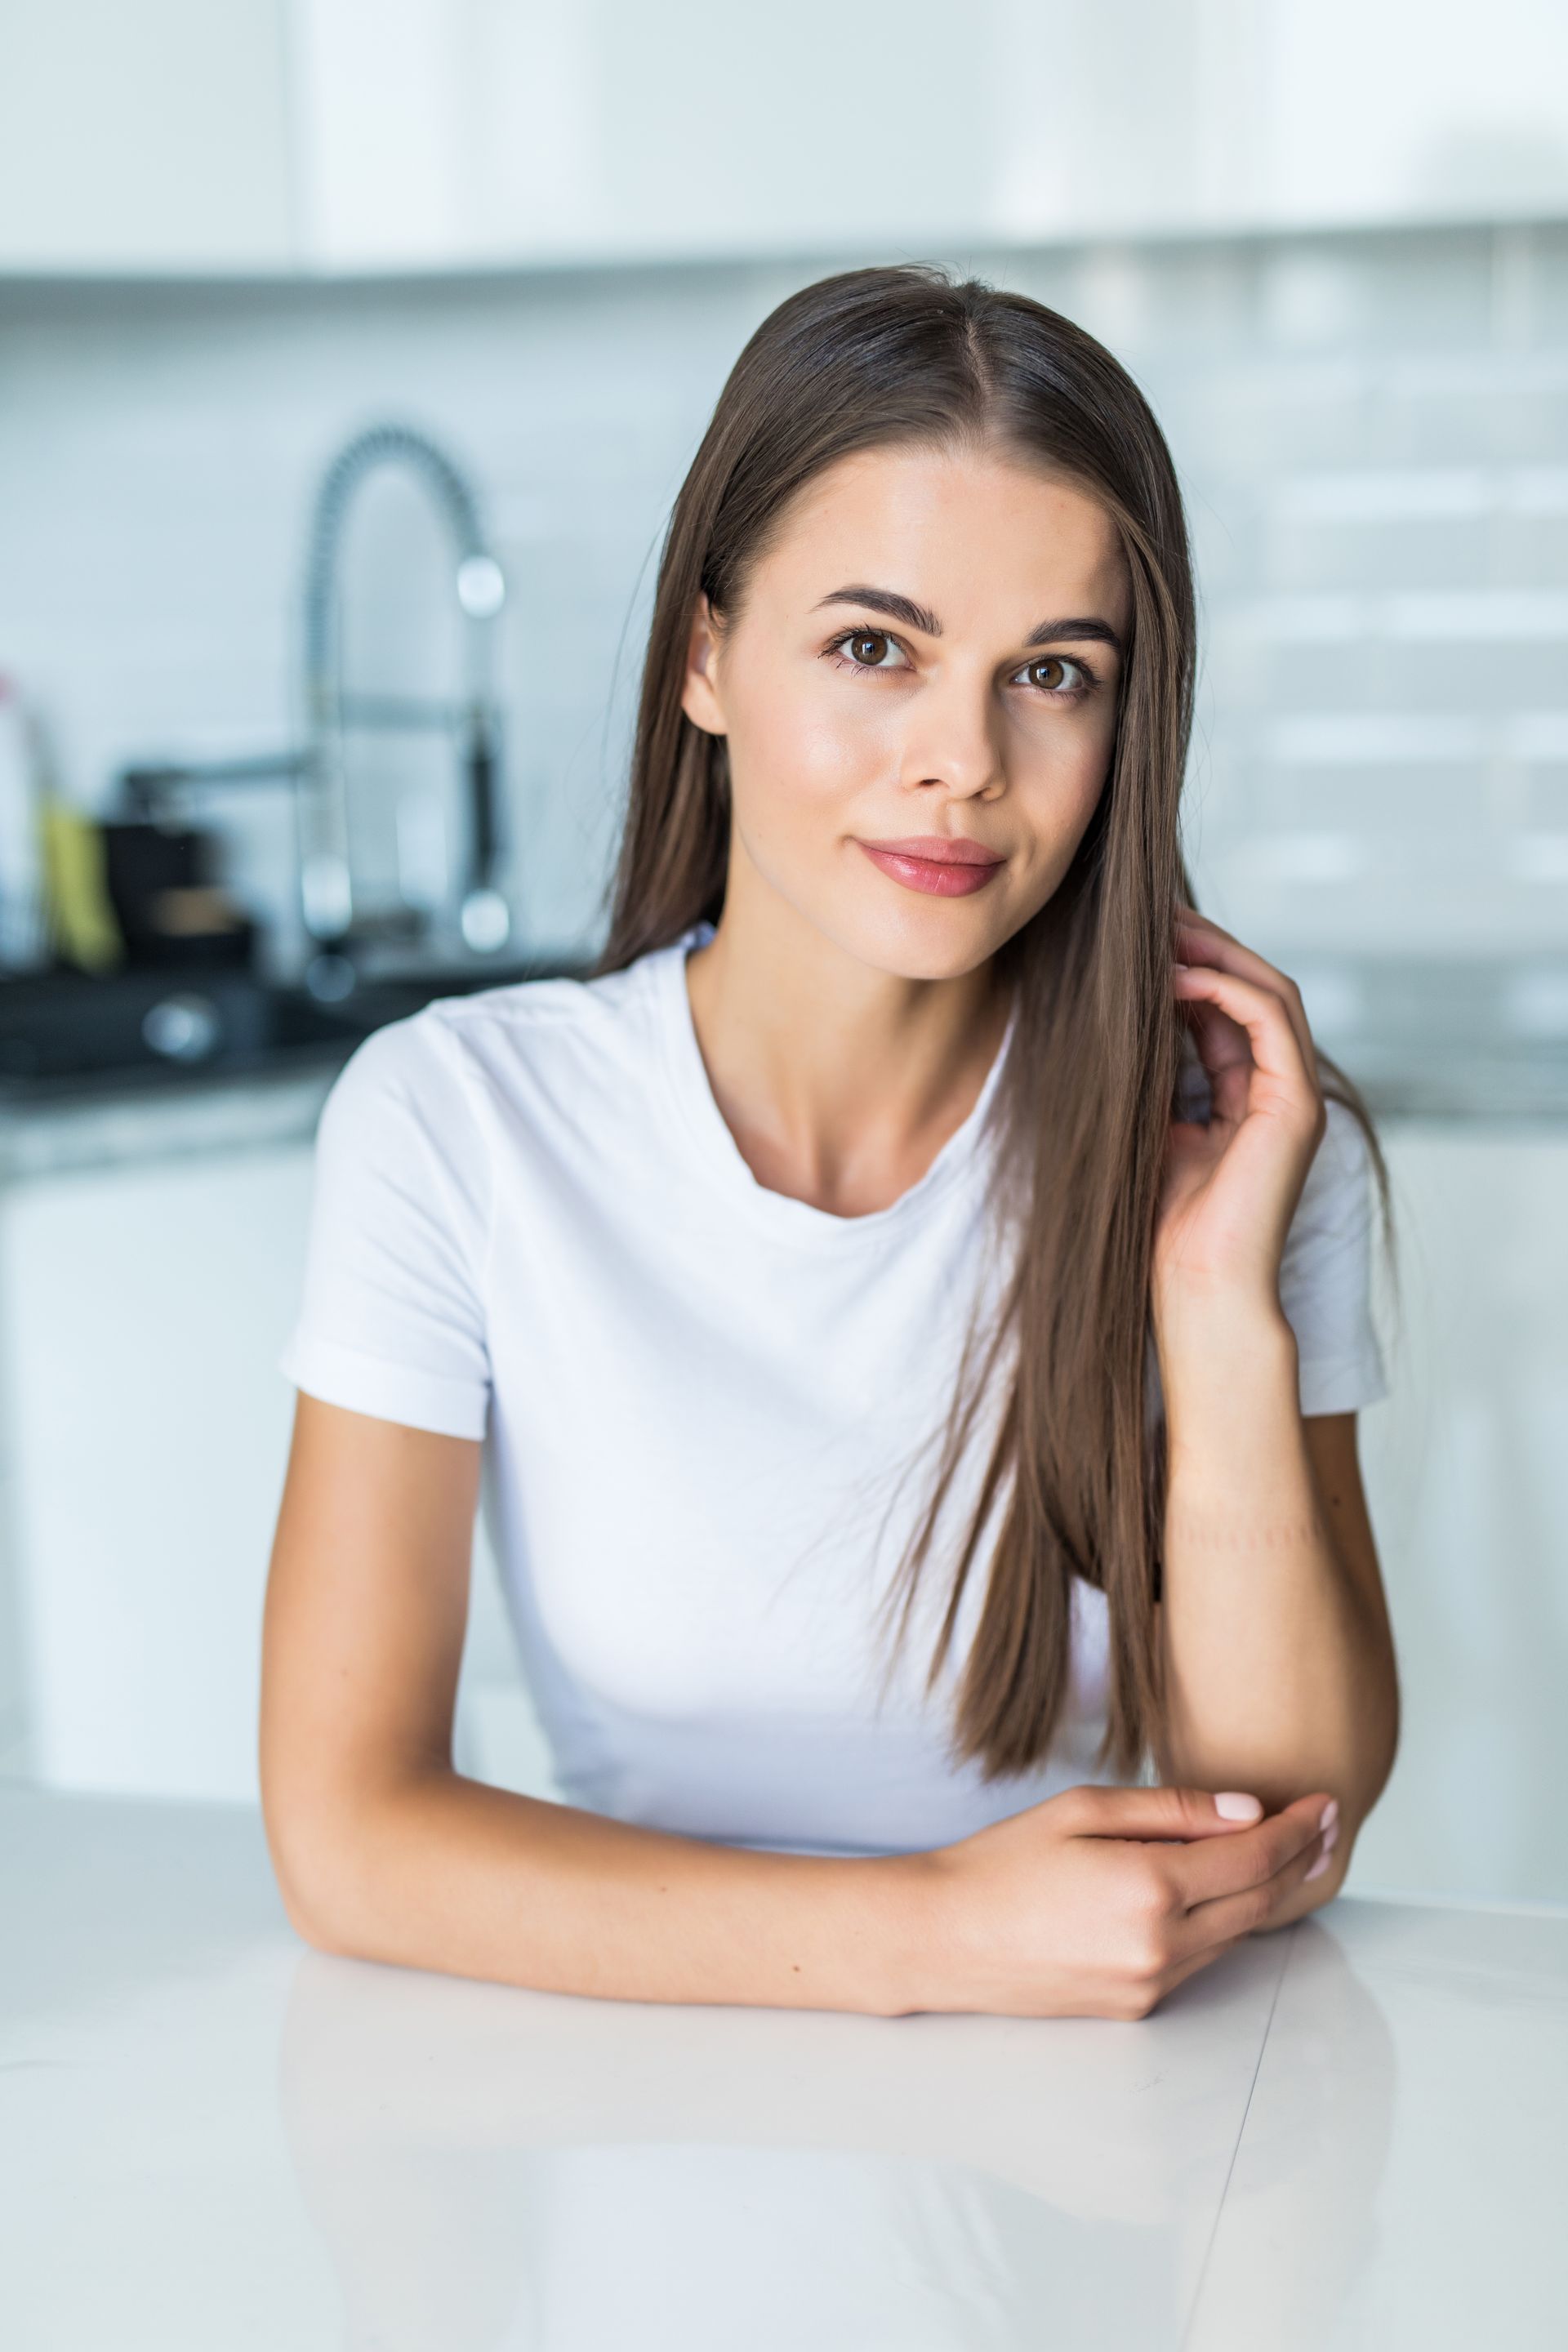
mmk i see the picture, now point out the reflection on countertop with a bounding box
[2,1788,1565,2350]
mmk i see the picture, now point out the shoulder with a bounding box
[338,950,667,1096]
[325,948,675,1137]
[1280,1086,1389,1411]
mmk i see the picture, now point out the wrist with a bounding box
[1156,1301,1299,1460]
[1154,1285,1295,1382]
[869,1847,960,2017]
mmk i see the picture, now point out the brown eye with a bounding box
[849,631,891,666]
[1020,655,1087,693]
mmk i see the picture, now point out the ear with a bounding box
[679,594,727,737]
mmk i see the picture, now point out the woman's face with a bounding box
[682,439,1132,982]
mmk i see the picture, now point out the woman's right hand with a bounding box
[903,1783,1339,2019]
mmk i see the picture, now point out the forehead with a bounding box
[751,440,1129,626]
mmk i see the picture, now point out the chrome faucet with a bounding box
[299,422,512,966]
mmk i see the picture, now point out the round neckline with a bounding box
[653,921,1015,1251]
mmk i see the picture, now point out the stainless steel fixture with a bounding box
[116,421,512,992]
[300,422,511,974]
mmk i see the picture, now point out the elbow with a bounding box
[260,1768,375,1960]
[275,1860,353,1958]
[1346,1645,1401,1828]
[259,1708,389,1961]
[261,1757,443,1966]
[263,1807,354,1957]
[1304,1720,1400,1915]
[1362,1721,1400,1824]
[1353,1595,1401,1802]
[1317,1730,1397,1857]
[1303,1631,1403,1833]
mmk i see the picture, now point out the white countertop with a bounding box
[0,1061,339,1181]
[3,1788,1566,2349]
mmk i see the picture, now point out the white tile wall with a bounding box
[0,220,1564,966]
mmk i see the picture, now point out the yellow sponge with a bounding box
[39,800,124,973]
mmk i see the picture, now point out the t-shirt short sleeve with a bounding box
[1278,1094,1391,1416]
[278,1011,492,1440]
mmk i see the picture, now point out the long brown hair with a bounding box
[597,263,1395,1784]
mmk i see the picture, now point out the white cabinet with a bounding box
[1350,1124,1568,1907]
[991,0,1568,243]
[0,1124,546,1802]
[277,0,1568,270]
[0,1143,314,1797]
[289,0,995,271]
[0,0,295,274]
[6,1,1566,279]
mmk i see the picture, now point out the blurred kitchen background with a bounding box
[0,0,1565,1906]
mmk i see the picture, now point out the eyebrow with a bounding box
[813,584,1123,657]
[1023,614,1124,656]
[815,585,941,635]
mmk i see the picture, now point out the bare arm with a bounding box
[260,1394,1337,2018]
[260,1394,921,2012]
[1156,1307,1401,1914]
[1152,908,1402,1913]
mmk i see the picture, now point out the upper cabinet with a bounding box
[287,0,999,271]
[0,0,295,273]
[4,0,1568,278]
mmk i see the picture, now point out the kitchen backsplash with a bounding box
[0,218,1563,969]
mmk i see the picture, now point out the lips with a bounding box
[855,835,1005,899]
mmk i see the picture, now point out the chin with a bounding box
[833,895,1015,984]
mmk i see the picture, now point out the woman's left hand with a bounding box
[1152,907,1326,1322]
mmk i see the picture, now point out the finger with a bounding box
[1167,1794,1336,1919]
[1167,1825,1331,1961]
[1171,964,1321,1128]
[1174,928,1316,1083]
[1173,911,1317,1074]
[1169,1792,1334,1905]
[1192,942,1315,1077]
[1148,1936,1246,2008]
[1171,991,1256,1129]
[1058,1784,1269,1844]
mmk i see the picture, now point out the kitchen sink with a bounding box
[0,960,586,1100]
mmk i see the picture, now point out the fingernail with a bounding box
[1303,1820,1339,1883]
[1320,1799,1339,1833]
[1214,1791,1263,1820]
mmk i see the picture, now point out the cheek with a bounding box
[1004,720,1115,885]
[725,667,894,836]
[991,733,1114,926]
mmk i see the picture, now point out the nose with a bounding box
[894,667,1004,803]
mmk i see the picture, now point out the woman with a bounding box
[261,265,1400,2022]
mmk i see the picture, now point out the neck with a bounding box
[684,852,1009,1218]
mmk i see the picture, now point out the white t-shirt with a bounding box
[279,920,1389,1857]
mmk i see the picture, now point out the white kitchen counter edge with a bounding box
[0,1061,341,1182]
